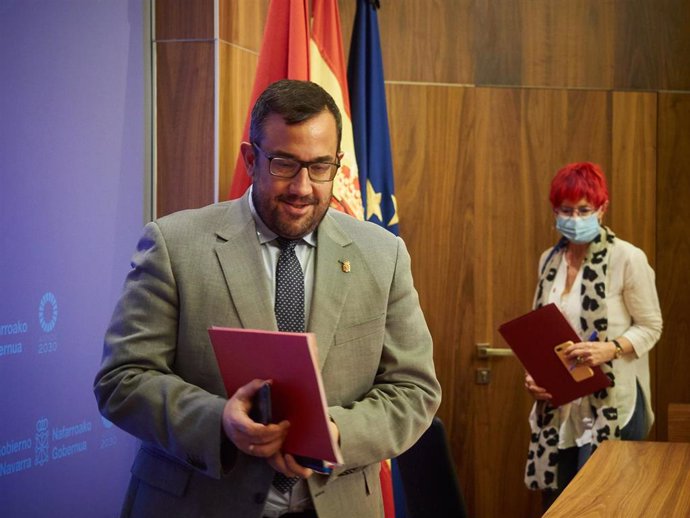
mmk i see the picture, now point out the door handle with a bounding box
[477,343,514,359]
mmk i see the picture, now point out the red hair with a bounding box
[549,162,609,209]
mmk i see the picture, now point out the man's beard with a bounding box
[252,188,331,239]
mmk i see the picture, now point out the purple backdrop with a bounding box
[0,1,144,516]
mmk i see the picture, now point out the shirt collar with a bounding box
[247,186,317,247]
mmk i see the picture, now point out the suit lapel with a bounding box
[309,212,353,370]
[214,197,276,331]
[214,200,355,366]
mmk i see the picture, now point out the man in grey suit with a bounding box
[94,79,441,518]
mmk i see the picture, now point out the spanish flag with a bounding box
[309,0,363,219]
[229,0,364,220]
[228,0,310,200]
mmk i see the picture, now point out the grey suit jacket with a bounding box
[94,194,441,518]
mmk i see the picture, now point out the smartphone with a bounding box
[249,382,272,425]
[294,455,333,475]
[554,341,594,382]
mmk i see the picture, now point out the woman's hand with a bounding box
[565,340,616,367]
[524,373,552,401]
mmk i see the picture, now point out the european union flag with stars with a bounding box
[347,0,399,236]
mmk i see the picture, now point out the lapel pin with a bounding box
[339,260,351,273]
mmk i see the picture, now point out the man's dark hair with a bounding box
[249,79,342,151]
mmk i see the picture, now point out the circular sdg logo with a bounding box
[39,292,58,333]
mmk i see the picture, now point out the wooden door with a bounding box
[388,84,656,518]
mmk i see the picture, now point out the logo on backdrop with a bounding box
[0,319,26,358]
[34,418,49,466]
[0,291,59,358]
[38,292,58,333]
[0,417,99,477]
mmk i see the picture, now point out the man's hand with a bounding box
[268,452,314,479]
[222,379,290,458]
[328,418,340,446]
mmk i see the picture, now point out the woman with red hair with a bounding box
[523,162,663,511]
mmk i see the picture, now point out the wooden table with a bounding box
[543,441,690,517]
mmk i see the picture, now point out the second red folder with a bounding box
[498,303,612,407]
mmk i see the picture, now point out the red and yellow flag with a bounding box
[309,0,363,219]
[229,0,310,201]
[229,0,363,220]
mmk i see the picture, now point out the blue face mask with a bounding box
[556,213,601,244]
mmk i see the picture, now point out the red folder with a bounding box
[208,327,343,465]
[498,303,611,407]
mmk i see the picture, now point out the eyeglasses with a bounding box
[252,143,340,183]
[554,205,597,217]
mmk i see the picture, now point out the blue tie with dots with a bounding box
[274,238,305,333]
[272,237,304,493]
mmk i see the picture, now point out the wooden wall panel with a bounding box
[386,83,475,429]
[654,1,690,90]
[474,0,523,86]
[612,0,663,91]
[614,0,690,90]
[218,0,268,200]
[610,92,657,258]
[219,0,268,50]
[219,42,258,201]
[343,0,477,83]
[337,0,355,61]
[156,0,214,40]
[360,0,690,90]
[156,42,215,216]
[521,1,615,88]
[476,0,615,88]
[655,93,690,441]
[377,0,474,84]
